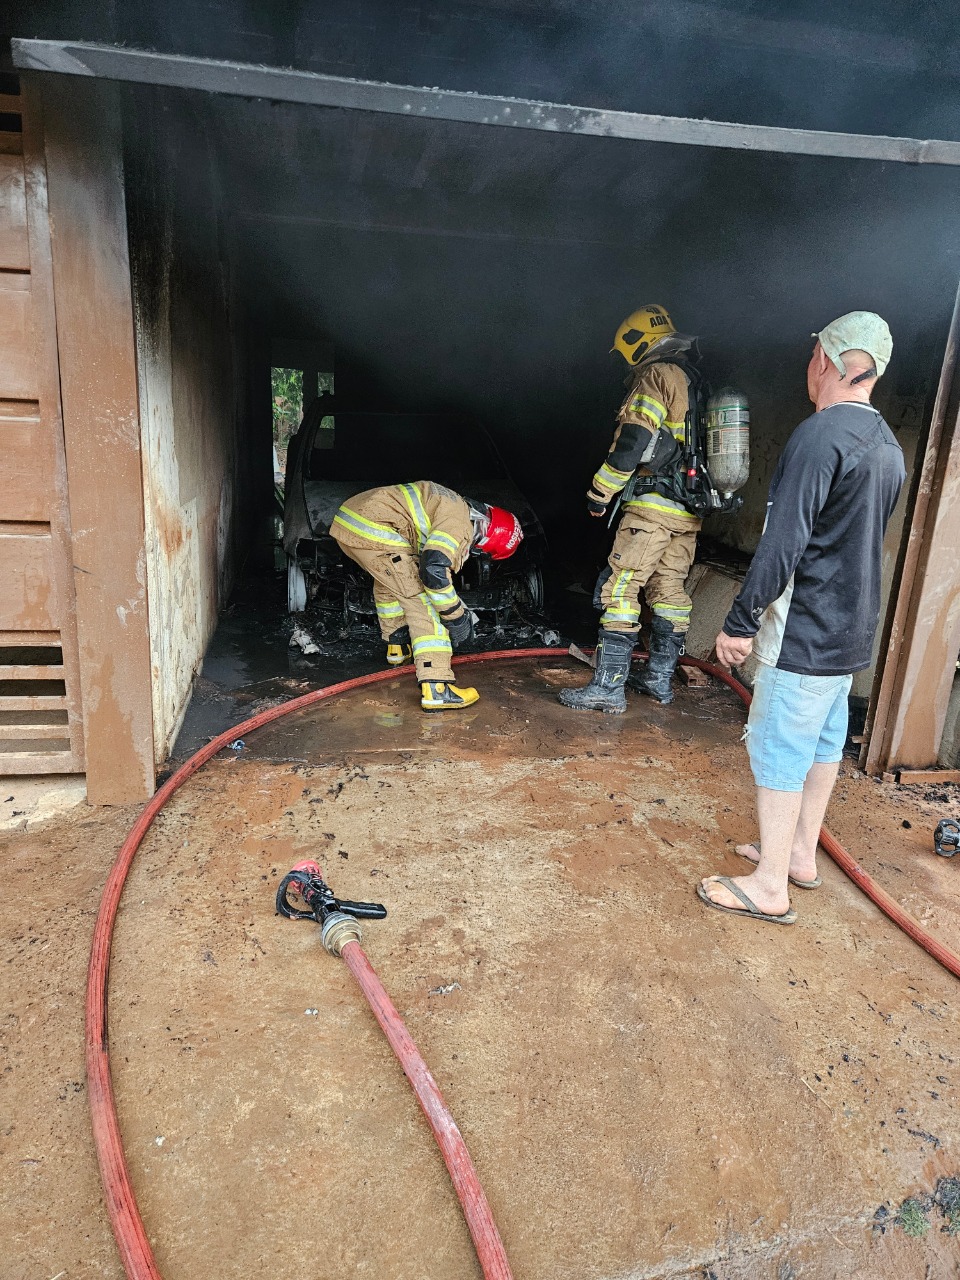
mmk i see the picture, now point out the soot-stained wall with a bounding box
[126,89,248,762]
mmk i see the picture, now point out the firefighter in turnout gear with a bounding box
[331,481,522,711]
[560,305,701,713]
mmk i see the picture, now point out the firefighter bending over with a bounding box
[331,481,522,711]
[561,305,703,713]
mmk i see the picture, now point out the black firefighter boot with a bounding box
[558,630,635,714]
[385,625,412,667]
[635,615,685,704]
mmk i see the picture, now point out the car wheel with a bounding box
[287,556,308,613]
[521,567,544,612]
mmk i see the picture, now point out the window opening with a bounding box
[317,371,335,449]
[272,366,304,475]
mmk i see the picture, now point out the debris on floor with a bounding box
[289,624,321,655]
[172,573,570,760]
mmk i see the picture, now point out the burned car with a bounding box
[282,397,547,623]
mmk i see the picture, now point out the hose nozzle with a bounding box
[276,860,387,932]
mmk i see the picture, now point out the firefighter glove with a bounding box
[445,610,474,648]
[587,494,608,517]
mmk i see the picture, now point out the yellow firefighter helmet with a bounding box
[611,305,676,365]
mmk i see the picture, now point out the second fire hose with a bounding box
[276,861,514,1280]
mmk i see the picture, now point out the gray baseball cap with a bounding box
[813,311,893,378]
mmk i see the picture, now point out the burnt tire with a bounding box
[287,556,308,613]
[520,567,545,612]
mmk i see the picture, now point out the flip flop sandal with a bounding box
[697,875,797,926]
[735,842,822,890]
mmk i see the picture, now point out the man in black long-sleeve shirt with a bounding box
[699,312,905,925]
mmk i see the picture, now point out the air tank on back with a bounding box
[705,387,750,495]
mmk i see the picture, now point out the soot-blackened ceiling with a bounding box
[20,0,960,139]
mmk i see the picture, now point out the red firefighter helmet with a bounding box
[476,506,523,560]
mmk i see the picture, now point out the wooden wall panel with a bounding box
[0,532,55,629]
[0,83,86,777]
[0,413,51,521]
[0,273,39,399]
[0,154,29,269]
[863,285,960,772]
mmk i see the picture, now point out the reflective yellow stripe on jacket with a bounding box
[423,528,461,559]
[398,483,431,552]
[592,461,635,496]
[629,393,667,430]
[624,493,699,520]
[426,583,460,612]
[331,506,412,547]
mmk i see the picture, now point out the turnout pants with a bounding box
[597,508,700,635]
[334,539,456,683]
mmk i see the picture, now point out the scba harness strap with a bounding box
[625,356,741,519]
[621,356,698,512]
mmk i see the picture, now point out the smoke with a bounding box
[217,88,959,549]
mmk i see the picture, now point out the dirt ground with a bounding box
[5,656,960,1279]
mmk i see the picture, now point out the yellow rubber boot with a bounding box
[420,681,480,711]
[386,643,412,667]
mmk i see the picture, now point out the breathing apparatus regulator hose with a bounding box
[86,649,960,1280]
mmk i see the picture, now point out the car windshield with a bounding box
[302,412,508,489]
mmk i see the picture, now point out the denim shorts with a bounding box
[745,664,853,792]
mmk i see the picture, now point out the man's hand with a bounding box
[714,630,753,668]
[587,494,607,518]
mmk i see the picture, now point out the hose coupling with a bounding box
[934,819,960,857]
[321,911,363,956]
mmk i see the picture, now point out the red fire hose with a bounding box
[86,648,960,1280]
[340,940,513,1278]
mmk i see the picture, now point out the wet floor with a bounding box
[241,651,726,765]
[39,655,959,1279]
[170,571,582,763]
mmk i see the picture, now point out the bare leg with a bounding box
[734,761,840,883]
[789,760,839,879]
[701,785,803,916]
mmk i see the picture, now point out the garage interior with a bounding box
[142,66,958,726]
[7,4,960,1277]
[16,70,960,785]
[7,10,960,796]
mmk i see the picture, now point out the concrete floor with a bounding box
[0,772,87,832]
[5,656,960,1278]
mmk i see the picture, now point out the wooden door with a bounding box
[0,81,84,774]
